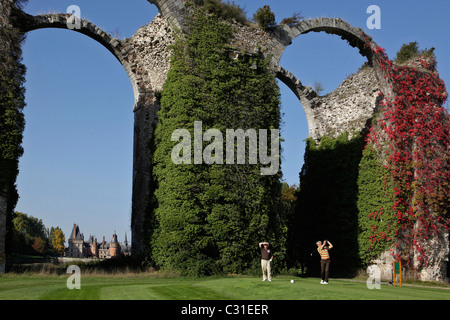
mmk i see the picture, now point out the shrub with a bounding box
[188,0,248,24]
[394,41,436,65]
[253,5,276,30]
[280,12,303,27]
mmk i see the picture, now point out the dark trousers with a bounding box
[320,259,331,282]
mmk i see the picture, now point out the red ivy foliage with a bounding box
[362,35,449,269]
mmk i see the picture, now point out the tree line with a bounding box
[8,211,65,256]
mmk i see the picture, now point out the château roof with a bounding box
[70,224,83,240]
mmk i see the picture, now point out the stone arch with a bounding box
[14,11,156,255]
[147,0,186,31]
[275,65,319,139]
[274,18,384,139]
[17,12,146,109]
[279,17,378,62]
[12,5,183,256]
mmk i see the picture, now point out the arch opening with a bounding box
[276,28,372,187]
[16,28,135,248]
[275,19,381,277]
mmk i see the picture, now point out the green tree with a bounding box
[10,212,47,254]
[13,212,47,238]
[278,183,299,268]
[12,212,46,239]
[188,0,248,24]
[253,5,276,30]
[394,41,436,65]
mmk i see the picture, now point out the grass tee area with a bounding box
[0,273,449,300]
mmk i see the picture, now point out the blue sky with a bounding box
[16,0,450,245]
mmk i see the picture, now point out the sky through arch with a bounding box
[277,31,368,187]
[16,0,158,244]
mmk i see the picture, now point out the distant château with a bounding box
[67,224,130,259]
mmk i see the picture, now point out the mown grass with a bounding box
[0,273,449,300]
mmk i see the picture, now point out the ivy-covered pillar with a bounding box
[0,0,28,273]
[358,43,450,281]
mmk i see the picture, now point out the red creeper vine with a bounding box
[362,34,449,269]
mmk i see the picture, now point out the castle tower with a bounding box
[89,235,98,258]
[109,231,121,259]
[68,224,84,257]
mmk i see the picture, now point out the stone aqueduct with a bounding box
[1,0,394,270]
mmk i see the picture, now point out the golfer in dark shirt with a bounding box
[259,242,273,281]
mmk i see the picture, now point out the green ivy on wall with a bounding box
[357,142,396,266]
[149,10,283,276]
[293,132,364,276]
[0,0,28,253]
